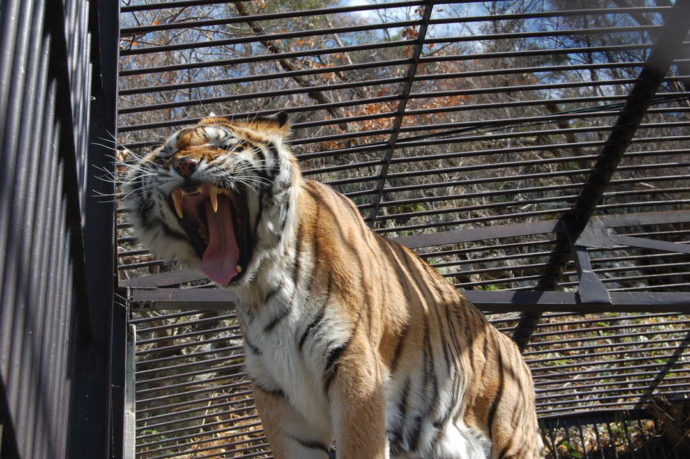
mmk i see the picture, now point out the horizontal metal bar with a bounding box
[121,0,231,12]
[466,291,690,313]
[145,437,269,459]
[117,259,163,271]
[372,195,578,222]
[534,367,687,388]
[414,61,644,83]
[525,334,684,356]
[136,379,252,406]
[135,312,237,333]
[119,39,409,77]
[136,324,240,345]
[375,182,685,214]
[136,353,245,378]
[136,412,261,441]
[120,58,411,96]
[118,94,401,132]
[138,399,255,427]
[135,345,244,369]
[130,288,690,313]
[136,371,249,397]
[445,261,555,277]
[530,320,690,339]
[611,282,690,292]
[529,336,689,361]
[536,387,690,407]
[431,251,555,269]
[135,334,243,356]
[121,269,206,288]
[531,344,689,366]
[121,1,427,34]
[536,381,690,402]
[408,76,687,100]
[118,76,406,114]
[424,24,661,45]
[129,309,205,324]
[537,400,664,416]
[419,240,556,260]
[345,171,690,201]
[136,344,244,374]
[136,404,257,432]
[135,421,263,451]
[137,389,253,416]
[562,270,690,287]
[420,43,657,68]
[611,234,690,255]
[120,18,421,56]
[375,208,571,234]
[136,362,245,386]
[428,6,670,25]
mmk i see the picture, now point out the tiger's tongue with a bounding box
[199,198,240,284]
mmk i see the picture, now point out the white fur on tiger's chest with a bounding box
[239,298,333,439]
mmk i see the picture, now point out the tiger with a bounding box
[123,112,544,459]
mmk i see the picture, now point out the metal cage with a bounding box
[115,1,690,458]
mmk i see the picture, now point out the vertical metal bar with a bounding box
[23,16,53,459]
[366,1,434,224]
[67,0,120,455]
[512,0,690,350]
[124,325,137,459]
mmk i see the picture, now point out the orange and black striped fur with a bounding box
[123,113,544,458]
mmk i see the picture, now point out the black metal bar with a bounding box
[609,234,690,255]
[121,18,421,56]
[135,421,263,451]
[120,58,412,96]
[118,76,406,114]
[512,0,690,350]
[136,379,252,406]
[123,1,426,34]
[136,388,253,416]
[423,24,661,45]
[534,368,687,388]
[130,287,690,313]
[119,39,409,77]
[68,0,120,455]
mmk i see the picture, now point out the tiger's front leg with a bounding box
[252,386,334,459]
[327,338,389,459]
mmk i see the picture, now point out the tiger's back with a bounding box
[293,179,542,458]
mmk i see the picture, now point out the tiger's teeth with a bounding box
[236,265,242,273]
[172,189,184,219]
[209,186,219,213]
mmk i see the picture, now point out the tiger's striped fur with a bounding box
[123,113,544,459]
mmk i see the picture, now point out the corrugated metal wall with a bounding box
[0,0,120,457]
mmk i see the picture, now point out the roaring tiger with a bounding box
[123,113,543,459]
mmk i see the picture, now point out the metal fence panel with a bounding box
[0,0,120,457]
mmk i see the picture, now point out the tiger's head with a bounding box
[123,112,301,286]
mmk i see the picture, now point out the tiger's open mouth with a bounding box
[169,184,251,284]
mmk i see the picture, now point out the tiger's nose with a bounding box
[172,156,198,177]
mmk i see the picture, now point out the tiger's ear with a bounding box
[254,111,290,137]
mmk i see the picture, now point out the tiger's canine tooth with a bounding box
[236,265,242,273]
[209,185,219,213]
[172,189,184,219]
